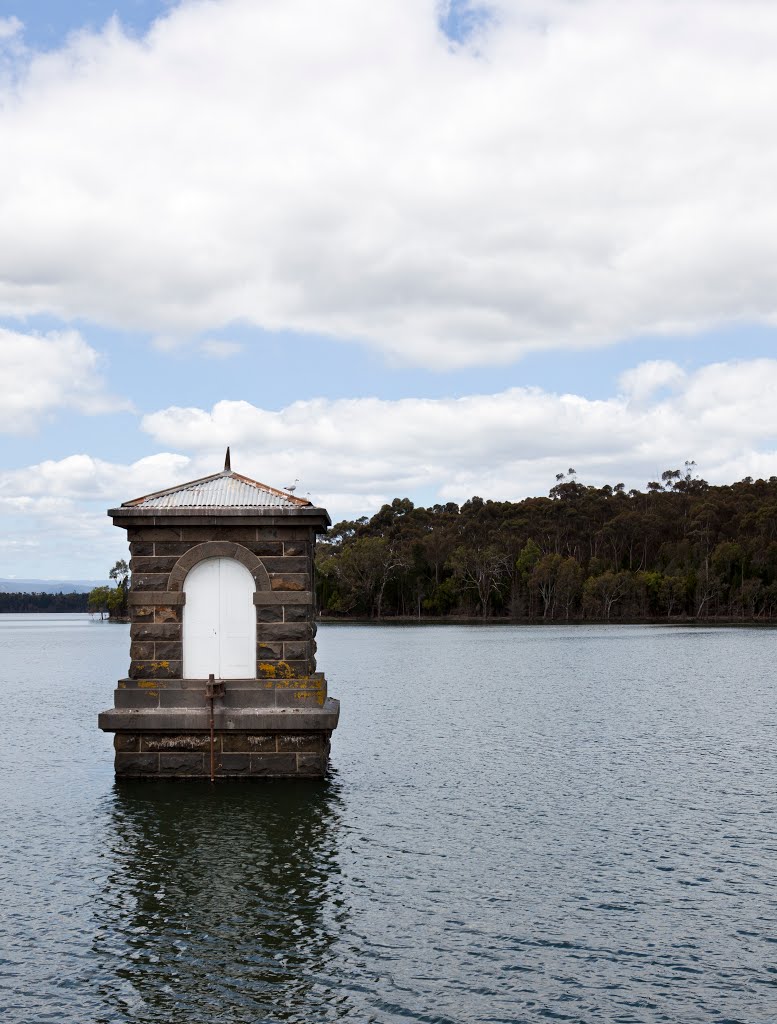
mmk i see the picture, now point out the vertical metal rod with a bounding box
[209,672,216,783]
[209,696,216,782]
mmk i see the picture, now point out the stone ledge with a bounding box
[110,508,331,532]
[115,673,325,689]
[112,687,328,709]
[99,698,340,733]
[129,591,186,606]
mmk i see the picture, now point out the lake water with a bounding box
[1,616,776,1023]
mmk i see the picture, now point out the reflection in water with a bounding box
[5,619,777,1023]
[92,779,347,1023]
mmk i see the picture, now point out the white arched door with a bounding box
[183,557,256,678]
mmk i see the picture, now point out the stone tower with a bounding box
[97,457,339,778]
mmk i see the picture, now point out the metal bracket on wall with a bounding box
[205,674,226,699]
[206,673,226,781]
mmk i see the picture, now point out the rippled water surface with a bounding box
[1,616,777,1023]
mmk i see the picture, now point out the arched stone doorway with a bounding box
[183,557,256,678]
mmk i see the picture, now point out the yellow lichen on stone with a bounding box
[259,661,296,680]
[280,676,314,690]
[291,690,324,705]
[138,680,158,688]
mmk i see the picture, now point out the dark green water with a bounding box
[1,615,776,1023]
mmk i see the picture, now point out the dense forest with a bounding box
[0,592,88,613]
[315,466,777,622]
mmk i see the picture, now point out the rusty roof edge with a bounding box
[119,469,310,508]
[107,505,330,524]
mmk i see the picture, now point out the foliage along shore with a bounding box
[315,466,777,623]
[0,563,130,616]
[0,591,89,613]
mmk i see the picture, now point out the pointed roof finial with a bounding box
[224,446,231,472]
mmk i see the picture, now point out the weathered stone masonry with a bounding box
[127,531,317,679]
[98,468,339,779]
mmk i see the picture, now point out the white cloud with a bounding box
[137,356,777,504]
[0,452,192,500]
[0,17,22,41]
[5,356,777,574]
[0,328,131,433]
[199,339,244,359]
[5,354,777,517]
[1,1,777,365]
[619,360,686,402]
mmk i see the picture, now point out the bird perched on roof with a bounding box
[284,478,299,493]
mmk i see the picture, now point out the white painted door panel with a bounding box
[183,558,220,678]
[219,557,256,678]
[183,557,256,678]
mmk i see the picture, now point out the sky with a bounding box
[2,0,777,580]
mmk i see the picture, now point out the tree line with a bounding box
[0,591,89,613]
[315,466,777,622]
[1,559,130,615]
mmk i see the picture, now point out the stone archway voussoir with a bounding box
[168,541,271,593]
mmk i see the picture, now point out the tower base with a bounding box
[98,681,339,779]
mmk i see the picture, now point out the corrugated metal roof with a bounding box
[122,471,311,509]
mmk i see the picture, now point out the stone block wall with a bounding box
[126,524,318,684]
[112,675,329,709]
[113,731,331,778]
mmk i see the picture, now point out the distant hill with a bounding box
[0,579,110,594]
